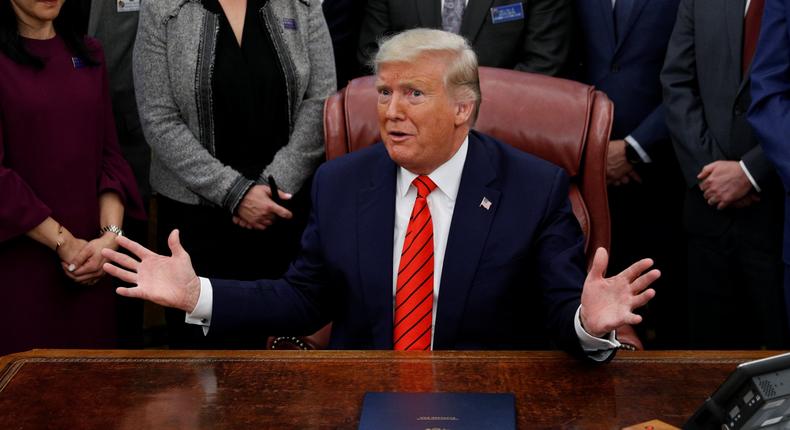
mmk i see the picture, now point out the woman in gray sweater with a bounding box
[134,0,336,348]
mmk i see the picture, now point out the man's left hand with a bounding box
[580,248,659,337]
[697,161,753,209]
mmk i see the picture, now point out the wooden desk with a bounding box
[0,350,777,429]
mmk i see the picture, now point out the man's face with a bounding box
[375,54,472,175]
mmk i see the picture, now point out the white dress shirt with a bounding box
[188,136,619,358]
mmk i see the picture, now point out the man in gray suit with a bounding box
[85,0,149,204]
[357,0,573,77]
[661,0,787,348]
[82,0,150,347]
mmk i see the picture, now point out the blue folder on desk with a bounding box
[358,392,516,430]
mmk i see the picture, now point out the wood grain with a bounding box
[0,349,778,429]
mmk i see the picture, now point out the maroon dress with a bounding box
[0,36,145,355]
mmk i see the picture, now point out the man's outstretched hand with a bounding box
[101,229,201,313]
[580,248,659,337]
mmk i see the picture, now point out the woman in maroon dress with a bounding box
[0,0,145,354]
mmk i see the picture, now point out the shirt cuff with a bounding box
[739,160,762,192]
[624,135,652,163]
[575,306,620,362]
[184,277,213,335]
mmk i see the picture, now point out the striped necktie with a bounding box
[394,176,438,350]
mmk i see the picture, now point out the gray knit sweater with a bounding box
[133,0,336,212]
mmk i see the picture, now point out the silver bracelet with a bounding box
[99,224,124,237]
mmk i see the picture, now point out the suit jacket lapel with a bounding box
[597,0,617,55]
[614,0,649,54]
[417,0,441,28]
[459,0,495,43]
[357,150,398,349]
[432,133,500,349]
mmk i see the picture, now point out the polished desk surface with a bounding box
[0,349,778,429]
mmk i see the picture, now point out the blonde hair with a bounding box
[373,28,481,123]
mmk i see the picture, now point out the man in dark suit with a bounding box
[748,0,790,333]
[357,0,573,77]
[84,0,149,204]
[102,29,658,357]
[573,0,686,347]
[662,0,786,348]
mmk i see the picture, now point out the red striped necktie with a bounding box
[394,175,438,351]
[743,0,766,74]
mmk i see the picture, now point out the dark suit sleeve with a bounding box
[515,0,573,76]
[741,144,777,187]
[627,104,670,158]
[661,0,728,187]
[748,0,790,190]
[357,0,390,74]
[209,169,334,336]
[534,168,589,358]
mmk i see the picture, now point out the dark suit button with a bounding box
[611,63,620,72]
[734,107,744,116]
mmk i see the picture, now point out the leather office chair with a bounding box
[270,67,640,350]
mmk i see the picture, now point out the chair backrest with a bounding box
[324,67,613,265]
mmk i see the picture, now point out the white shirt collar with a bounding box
[397,136,469,201]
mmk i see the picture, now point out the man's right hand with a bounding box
[607,140,642,186]
[235,184,293,230]
[102,229,201,313]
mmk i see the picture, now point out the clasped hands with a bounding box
[233,184,293,230]
[697,160,757,209]
[57,229,119,286]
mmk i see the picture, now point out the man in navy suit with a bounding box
[748,0,790,330]
[573,0,686,347]
[103,29,658,357]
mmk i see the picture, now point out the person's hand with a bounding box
[55,231,89,278]
[102,229,201,313]
[606,140,641,186]
[63,233,118,285]
[580,248,659,337]
[697,161,753,209]
[235,185,293,230]
[55,229,87,265]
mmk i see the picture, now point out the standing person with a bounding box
[133,0,336,348]
[662,0,786,349]
[748,0,790,332]
[0,0,145,355]
[357,0,573,77]
[573,0,687,347]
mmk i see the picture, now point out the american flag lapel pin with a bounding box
[480,197,492,210]
[71,57,85,69]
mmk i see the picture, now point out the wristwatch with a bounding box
[624,143,642,165]
[100,224,124,237]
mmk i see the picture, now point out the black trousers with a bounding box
[687,225,787,349]
[156,187,310,349]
